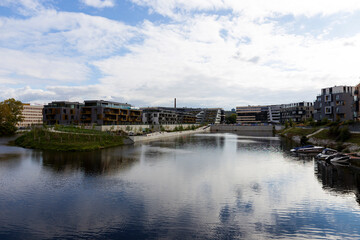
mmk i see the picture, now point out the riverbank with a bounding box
[15,127,127,151]
[130,126,210,143]
[279,127,360,151]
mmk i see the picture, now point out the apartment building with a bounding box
[142,108,179,125]
[17,104,43,128]
[149,107,224,124]
[314,85,357,122]
[267,105,281,123]
[80,100,141,125]
[43,101,82,125]
[281,102,314,123]
[44,100,141,125]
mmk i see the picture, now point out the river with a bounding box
[0,133,360,239]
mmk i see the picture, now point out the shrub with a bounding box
[300,136,308,145]
[337,126,351,142]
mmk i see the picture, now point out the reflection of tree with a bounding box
[315,161,360,204]
[40,146,138,175]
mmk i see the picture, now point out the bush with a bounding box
[328,124,351,142]
[337,126,351,142]
[300,136,308,145]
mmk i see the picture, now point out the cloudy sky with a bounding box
[1,0,360,109]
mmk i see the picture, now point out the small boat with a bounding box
[291,145,324,153]
[328,153,350,165]
[315,148,338,160]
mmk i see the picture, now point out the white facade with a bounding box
[18,104,43,128]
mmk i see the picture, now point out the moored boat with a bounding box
[291,145,324,153]
[315,148,338,160]
[327,153,350,165]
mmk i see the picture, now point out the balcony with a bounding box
[103,117,116,121]
[81,110,92,114]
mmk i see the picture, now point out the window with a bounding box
[325,95,331,102]
[325,106,332,114]
[335,95,339,100]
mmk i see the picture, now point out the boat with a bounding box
[290,145,324,153]
[327,153,350,165]
[315,148,338,160]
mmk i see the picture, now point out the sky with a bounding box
[1,0,360,109]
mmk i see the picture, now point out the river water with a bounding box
[1,133,360,239]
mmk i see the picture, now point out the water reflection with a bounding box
[0,134,360,239]
[315,160,360,204]
[39,146,139,175]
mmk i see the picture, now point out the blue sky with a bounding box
[1,0,360,109]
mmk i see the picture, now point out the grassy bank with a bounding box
[279,126,360,152]
[279,127,319,138]
[15,127,125,151]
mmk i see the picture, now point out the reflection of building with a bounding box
[280,102,313,123]
[80,100,141,125]
[44,100,141,125]
[43,101,82,125]
[314,86,357,122]
[236,106,268,124]
[18,104,43,128]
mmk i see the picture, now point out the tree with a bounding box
[225,113,237,124]
[0,98,23,135]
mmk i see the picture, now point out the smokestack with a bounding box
[174,98,176,109]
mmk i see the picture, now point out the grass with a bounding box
[280,127,319,138]
[53,125,103,135]
[311,129,330,140]
[346,133,360,145]
[15,128,124,151]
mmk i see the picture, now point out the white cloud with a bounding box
[1,0,360,108]
[131,0,360,19]
[80,0,115,8]
[0,0,46,16]
[0,10,136,57]
[0,48,89,82]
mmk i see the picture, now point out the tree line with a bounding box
[0,98,23,135]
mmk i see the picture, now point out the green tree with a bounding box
[0,98,23,135]
[225,113,237,124]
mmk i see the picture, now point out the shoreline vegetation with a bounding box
[15,127,125,151]
[14,124,206,151]
[279,124,360,153]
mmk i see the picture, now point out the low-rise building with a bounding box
[17,104,43,128]
[314,86,357,122]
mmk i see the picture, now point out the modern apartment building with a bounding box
[43,101,82,125]
[236,106,268,124]
[17,104,43,128]
[44,100,141,125]
[281,102,314,123]
[148,107,224,124]
[80,100,141,125]
[313,85,357,122]
[142,108,179,125]
[267,105,281,123]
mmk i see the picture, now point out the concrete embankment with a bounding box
[210,124,283,132]
[129,127,210,143]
